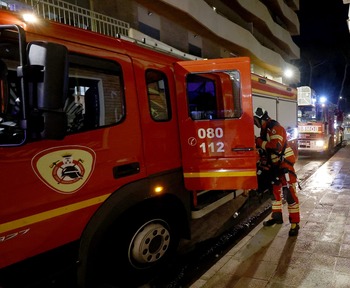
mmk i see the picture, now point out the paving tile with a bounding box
[314,241,341,256]
[339,243,350,257]
[232,277,268,288]
[243,260,278,280]
[301,268,335,288]
[335,257,350,274]
[341,229,350,244]
[319,231,344,243]
[294,239,318,253]
[272,265,307,287]
[285,251,312,267]
[334,272,350,288]
[201,272,240,288]
[309,253,336,271]
[200,255,232,280]
[302,221,326,232]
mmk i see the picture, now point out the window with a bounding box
[66,54,125,133]
[186,71,242,120]
[0,55,24,145]
[146,69,171,121]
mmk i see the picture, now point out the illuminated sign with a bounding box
[298,125,319,133]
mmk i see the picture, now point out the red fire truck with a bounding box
[297,86,343,155]
[0,9,297,287]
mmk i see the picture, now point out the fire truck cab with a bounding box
[297,86,344,155]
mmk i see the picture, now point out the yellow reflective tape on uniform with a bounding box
[270,134,283,141]
[285,151,294,157]
[271,155,279,163]
[0,194,111,234]
[184,170,256,178]
[288,207,300,212]
[262,141,267,150]
[272,201,282,210]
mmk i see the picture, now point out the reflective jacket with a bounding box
[256,119,295,167]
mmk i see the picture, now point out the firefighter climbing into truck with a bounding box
[297,86,344,156]
[0,7,298,288]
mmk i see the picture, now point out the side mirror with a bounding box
[27,41,68,139]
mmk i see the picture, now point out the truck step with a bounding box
[191,189,244,219]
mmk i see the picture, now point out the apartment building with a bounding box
[91,0,300,84]
[2,0,300,84]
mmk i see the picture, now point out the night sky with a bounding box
[294,0,350,110]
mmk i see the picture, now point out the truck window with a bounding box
[0,55,24,145]
[186,70,242,120]
[146,69,171,121]
[66,54,125,133]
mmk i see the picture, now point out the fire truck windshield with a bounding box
[298,106,324,123]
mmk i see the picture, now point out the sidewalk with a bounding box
[190,145,350,288]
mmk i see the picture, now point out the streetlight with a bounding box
[320,96,327,103]
[284,68,294,78]
[319,96,327,108]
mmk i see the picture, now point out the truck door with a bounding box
[174,57,257,190]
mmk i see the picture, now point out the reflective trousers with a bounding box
[271,172,300,224]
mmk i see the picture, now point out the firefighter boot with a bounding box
[289,223,300,237]
[263,212,283,226]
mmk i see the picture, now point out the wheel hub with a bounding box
[130,221,171,267]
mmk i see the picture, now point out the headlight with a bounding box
[315,140,325,147]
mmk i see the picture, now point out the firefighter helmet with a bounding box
[254,107,268,119]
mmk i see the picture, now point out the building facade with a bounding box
[91,0,300,85]
[2,0,300,84]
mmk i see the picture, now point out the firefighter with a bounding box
[254,107,300,236]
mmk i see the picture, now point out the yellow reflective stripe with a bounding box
[272,201,282,210]
[289,207,300,213]
[261,141,267,150]
[285,151,294,157]
[0,194,110,234]
[270,134,283,141]
[184,170,256,178]
[288,203,300,213]
[271,155,279,163]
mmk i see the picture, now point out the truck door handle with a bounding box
[231,147,255,152]
[113,162,140,178]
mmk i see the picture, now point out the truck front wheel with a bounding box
[80,205,180,287]
[128,219,171,267]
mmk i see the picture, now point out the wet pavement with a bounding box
[190,144,350,288]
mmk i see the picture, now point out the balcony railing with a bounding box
[3,0,130,37]
[1,0,200,60]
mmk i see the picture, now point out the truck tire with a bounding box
[80,204,180,288]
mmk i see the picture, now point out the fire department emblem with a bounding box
[31,146,96,194]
